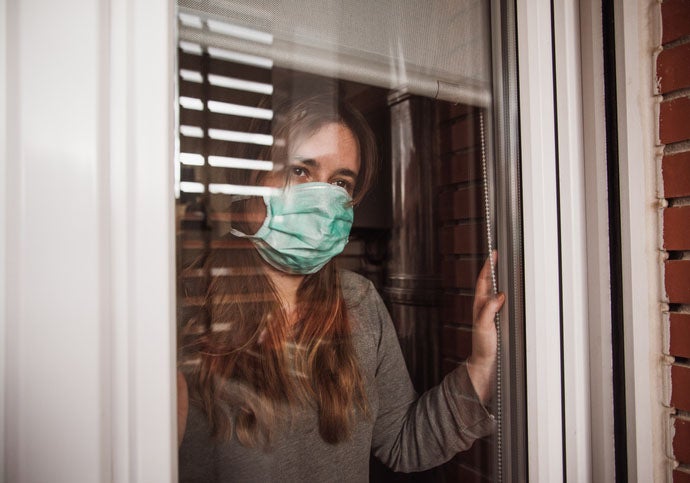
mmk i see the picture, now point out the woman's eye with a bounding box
[332,179,353,191]
[289,166,307,178]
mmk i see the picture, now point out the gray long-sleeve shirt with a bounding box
[179,270,494,482]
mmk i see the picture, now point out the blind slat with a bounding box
[179,136,271,160]
[180,165,270,185]
[179,79,270,108]
[180,107,271,133]
[179,50,273,84]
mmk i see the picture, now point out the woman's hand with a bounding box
[466,251,506,405]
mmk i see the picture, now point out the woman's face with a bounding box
[263,122,361,195]
[244,122,361,235]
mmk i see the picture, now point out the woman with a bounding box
[177,95,506,482]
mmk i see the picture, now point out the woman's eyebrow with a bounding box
[292,157,358,178]
[293,156,318,166]
[333,168,358,179]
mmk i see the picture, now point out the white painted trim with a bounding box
[129,0,177,475]
[613,0,663,481]
[516,1,564,481]
[5,1,111,480]
[109,2,130,479]
[2,2,18,481]
[2,1,175,481]
[552,1,592,481]
[109,0,177,480]
[0,0,6,479]
[579,0,617,481]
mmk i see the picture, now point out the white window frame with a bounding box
[552,0,596,481]
[0,0,7,476]
[109,0,177,480]
[517,0,663,481]
[578,1,617,481]
[612,0,664,481]
[2,0,176,481]
[515,0,575,481]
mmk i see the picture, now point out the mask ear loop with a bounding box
[479,110,503,482]
[227,194,269,239]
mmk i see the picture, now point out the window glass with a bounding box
[175,2,524,481]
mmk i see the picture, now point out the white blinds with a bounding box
[177,0,492,106]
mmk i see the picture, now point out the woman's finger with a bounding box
[475,251,496,296]
[473,251,498,320]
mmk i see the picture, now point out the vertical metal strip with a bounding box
[490,0,525,480]
[479,110,503,482]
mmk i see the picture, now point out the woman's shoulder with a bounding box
[339,269,391,336]
[339,269,376,309]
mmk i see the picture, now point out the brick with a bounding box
[675,468,690,483]
[440,150,482,186]
[442,294,474,325]
[657,42,690,94]
[439,103,475,122]
[440,115,481,154]
[664,206,690,250]
[671,364,690,411]
[662,0,690,44]
[671,313,690,358]
[675,417,690,463]
[663,151,690,198]
[440,223,487,255]
[441,258,482,290]
[441,325,473,360]
[438,186,483,222]
[666,260,690,303]
[660,97,690,145]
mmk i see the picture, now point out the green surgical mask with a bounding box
[231,182,354,275]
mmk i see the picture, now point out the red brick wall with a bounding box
[658,1,690,481]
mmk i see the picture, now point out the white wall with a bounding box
[2,1,176,481]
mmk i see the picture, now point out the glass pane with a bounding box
[175,1,525,481]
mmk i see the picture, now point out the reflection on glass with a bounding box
[175,2,520,482]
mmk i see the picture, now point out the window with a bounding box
[174,1,526,480]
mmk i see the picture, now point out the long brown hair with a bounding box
[179,94,379,446]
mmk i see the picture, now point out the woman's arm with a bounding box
[177,370,189,447]
[368,253,505,472]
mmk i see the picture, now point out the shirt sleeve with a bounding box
[368,286,496,473]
